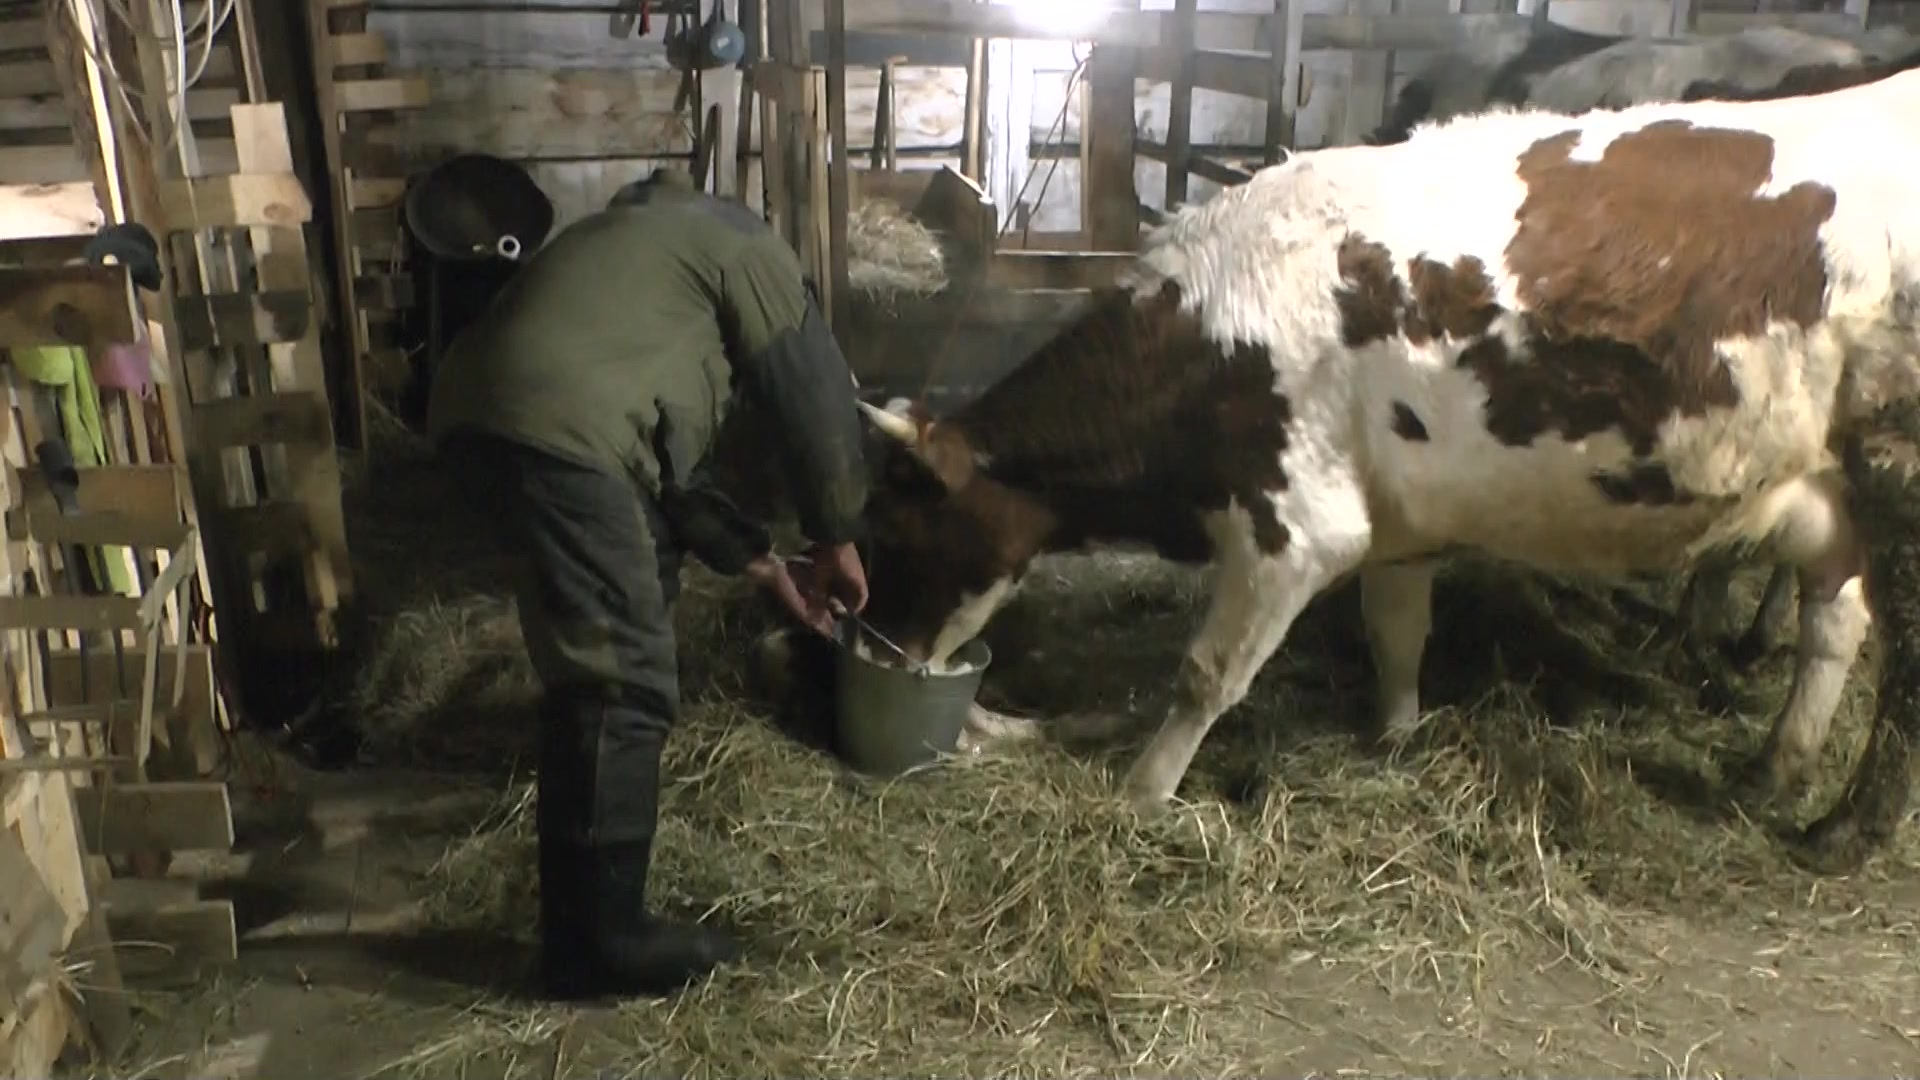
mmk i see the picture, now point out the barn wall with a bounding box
[365,0,1809,243]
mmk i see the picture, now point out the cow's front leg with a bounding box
[1361,559,1437,744]
[1736,474,1871,804]
[1122,508,1360,811]
[1730,563,1798,667]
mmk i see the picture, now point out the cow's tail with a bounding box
[1799,400,1920,871]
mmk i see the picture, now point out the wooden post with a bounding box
[1264,0,1306,164]
[961,5,987,182]
[1164,0,1197,210]
[825,0,851,332]
[1085,44,1138,251]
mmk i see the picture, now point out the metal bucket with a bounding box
[402,153,555,263]
[833,621,991,777]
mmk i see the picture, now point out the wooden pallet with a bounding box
[0,256,239,1072]
[157,103,356,651]
[307,0,430,448]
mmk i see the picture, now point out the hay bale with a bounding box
[846,197,950,299]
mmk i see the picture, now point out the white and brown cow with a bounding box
[853,65,1920,868]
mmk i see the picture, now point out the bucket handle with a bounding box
[780,554,931,678]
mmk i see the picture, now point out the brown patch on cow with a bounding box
[1391,401,1430,442]
[1336,235,1505,348]
[859,282,1296,654]
[1335,236,1407,346]
[1590,462,1695,506]
[1499,121,1836,448]
[1405,255,1501,344]
[1460,334,1705,456]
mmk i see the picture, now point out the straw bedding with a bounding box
[312,404,1920,1078]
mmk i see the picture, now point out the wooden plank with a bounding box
[346,175,406,209]
[986,251,1132,291]
[157,171,311,229]
[107,900,238,980]
[332,76,431,113]
[4,508,190,549]
[73,782,234,854]
[913,164,994,273]
[1135,46,1271,101]
[0,61,64,98]
[826,0,851,332]
[0,184,104,245]
[0,144,91,185]
[0,595,143,632]
[329,30,388,67]
[353,274,414,310]
[366,8,679,69]
[0,976,72,1080]
[0,263,137,348]
[0,828,66,1002]
[190,391,333,452]
[205,501,312,558]
[44,645,218,777]
[1085,45,1138,251]
[1265,0,1305,163]
[0,234,90,268]
[16,464,180,526]
[851,166,936,210]
[172,290,312,351]
[376,67,694,162]
[1163,0,1197,210]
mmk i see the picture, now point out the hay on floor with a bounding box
[312,400,1919,1079]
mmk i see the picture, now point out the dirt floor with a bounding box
[54,418,1920,1080]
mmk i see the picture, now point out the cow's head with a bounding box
[852,399,1057,666]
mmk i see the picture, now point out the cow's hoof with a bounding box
[1726,748,1798,812]
[1789,809,1875,877]
[1124,788,1173,821]
[1726,629,1777,672]
[963,704,1041,746]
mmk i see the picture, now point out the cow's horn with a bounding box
[858,399,920,444]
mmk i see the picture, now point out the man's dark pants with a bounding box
[444,428,724,995]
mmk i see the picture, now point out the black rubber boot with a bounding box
[538,837,738,1001]
[534,696,738,1001]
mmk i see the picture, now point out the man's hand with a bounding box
[745,555,837,637]
[805,541,868,616]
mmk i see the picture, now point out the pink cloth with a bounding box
[92,339,155,399]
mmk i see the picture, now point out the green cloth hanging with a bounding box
[11,344,136,596]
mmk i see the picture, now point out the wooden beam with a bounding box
[0,264,138,349]
[189,391,334,452]
[332,77,431,113]
[16,465,181,525]
[832,1,1530,53]
[157,172,312,229]
[0,596,144,633]
[346,174,406,209]
[171,290,313,351]
[329,31,388,67]
[1163,0,1197,210]
[5,509,191,550]
[0,183,104,241]
[826,0,851,332]
[73,782,234,854]
[986,251,1132,291]
[107,900,238,980]
[1265,0,1306,162]
[1084,44,1138,251]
